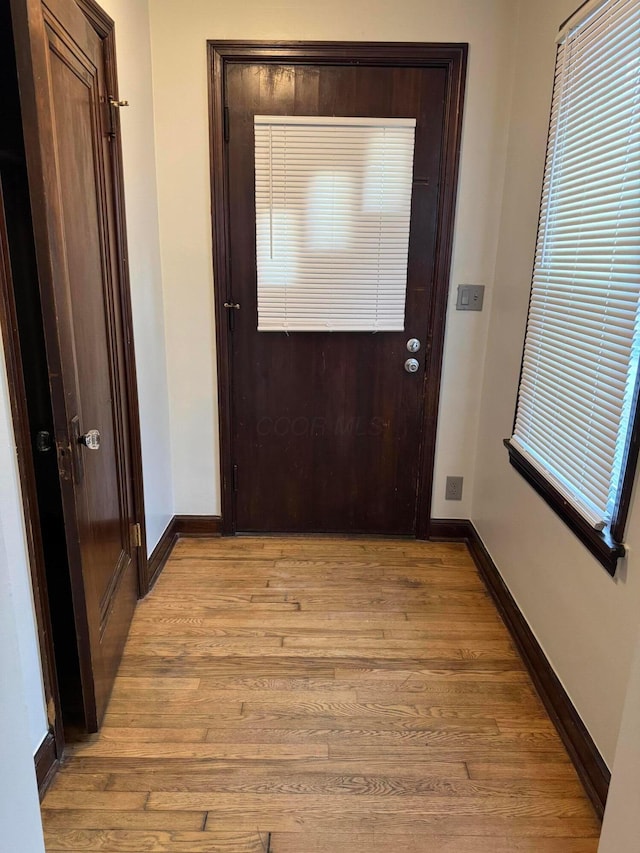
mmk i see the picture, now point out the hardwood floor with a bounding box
[42,537,601,851]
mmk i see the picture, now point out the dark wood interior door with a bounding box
[225,62,448,534]
[12,0,140,730]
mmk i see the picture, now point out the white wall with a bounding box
[148,0,518,518]
[473,0,640,766]
[101,0,174,552]
[0,507,46,853]
[598,624,640,851]
[0,331,48,754]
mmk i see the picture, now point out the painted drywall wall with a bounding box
[0,509,46,853]
[473,0,640,766]
[100,0,174,552]
[0,330,48,753]
[598,624,640,851]
[148,0,518,518]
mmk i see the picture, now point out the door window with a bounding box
[254,115,416,332]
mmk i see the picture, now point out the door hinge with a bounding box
[224,300,240,332]
[223,105,230,143]
[104,95,117,141]
[232,464,238,492]
[130,522,143,549]
[105,96,129,141]
[46,696,56,728]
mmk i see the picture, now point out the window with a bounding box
[506,0,640,574]
[254,116,416,332]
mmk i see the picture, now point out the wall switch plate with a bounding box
[456,284,485,311]
[445,476,464,501]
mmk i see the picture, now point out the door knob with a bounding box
[404,358,420,374]
[35,430,53,453]
[79,429,101,450]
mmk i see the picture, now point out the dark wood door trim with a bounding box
[207,40,467,537]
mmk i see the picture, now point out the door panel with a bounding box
[226,63,446,534]
[12,0,140,730]
[48,28,128,613]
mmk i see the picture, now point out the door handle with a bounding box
[35,430,53,453]
[79,429,101,451]
[404,358,420,374]
[70,420,101,486]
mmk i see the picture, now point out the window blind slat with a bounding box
[527,310,636,344]
[512,425,613,503]
[520,358,627,402]
[555,38,640,103]
[513,416,616,497]
[523,333,632,378]
[558,0,638,41]
[518,377,624,431]
[548,80,640,141]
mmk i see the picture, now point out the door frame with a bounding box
[2,0,147,791]
[208,40,467,538]
[0,175,64,793]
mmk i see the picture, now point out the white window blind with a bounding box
[510,0,640,531]
[254,115,416,332]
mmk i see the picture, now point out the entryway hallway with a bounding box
[40,537,600,851]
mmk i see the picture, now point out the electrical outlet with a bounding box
[445,476,464,501]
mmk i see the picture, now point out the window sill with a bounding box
[504,440,625,577]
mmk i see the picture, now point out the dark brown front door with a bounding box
[12,0,141,730]
[219,52,465,535]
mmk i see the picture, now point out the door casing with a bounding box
[208,41,468,538]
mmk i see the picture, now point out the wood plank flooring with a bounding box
[42,537,601,851]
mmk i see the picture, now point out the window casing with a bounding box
[507,0,640,574]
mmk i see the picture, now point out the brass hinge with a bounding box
[105,96,130,140]
[46,696,56,728]
[130,522,142,549]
